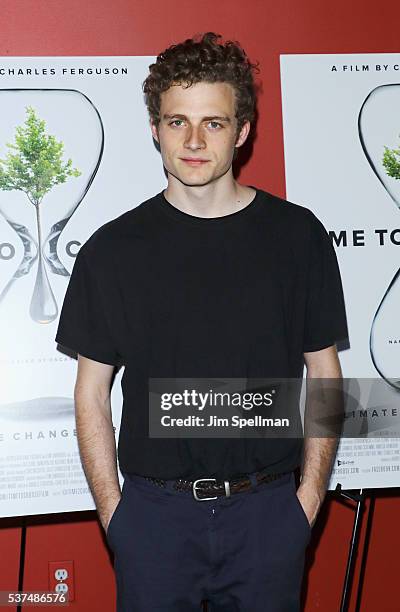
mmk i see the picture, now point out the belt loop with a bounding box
[248,471,258,490]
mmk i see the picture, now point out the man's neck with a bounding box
[163,174,256,219]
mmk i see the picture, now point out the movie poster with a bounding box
[0,56,164,517]
[281,54,400,489]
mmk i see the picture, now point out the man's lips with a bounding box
[180,158,210,166]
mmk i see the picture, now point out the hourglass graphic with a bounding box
[358,84,400,389]
[0,89,104,323]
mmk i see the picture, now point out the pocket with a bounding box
[291,487,312,540]
[106,479,126,543]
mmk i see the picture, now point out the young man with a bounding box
[55,32,349,611]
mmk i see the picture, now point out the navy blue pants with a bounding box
[106,471,311,611]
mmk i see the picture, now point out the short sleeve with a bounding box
[55,245,119,366]
[303,212,349,352]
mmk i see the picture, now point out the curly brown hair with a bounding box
[142,32,260,139]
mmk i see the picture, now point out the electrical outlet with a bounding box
[48,561,74,602]
[55,569,68,581]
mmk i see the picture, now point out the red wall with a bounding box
[1,1,399,610]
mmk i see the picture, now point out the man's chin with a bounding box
[167,171,215,188]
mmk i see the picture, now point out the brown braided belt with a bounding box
[144,470,292,501]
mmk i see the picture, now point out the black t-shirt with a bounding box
[55,187,349,480]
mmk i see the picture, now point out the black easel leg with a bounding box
[340,489,365,612]
[17,516,26,612]
[354,493,375,612]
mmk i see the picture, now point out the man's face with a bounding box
[150,81,250,187]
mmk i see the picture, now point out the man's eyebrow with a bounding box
[163,113,231,123]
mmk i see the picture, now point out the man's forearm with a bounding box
[299,436,339,508]
[74,393,121,531]
[297,346,344,526]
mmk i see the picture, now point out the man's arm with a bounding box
[297,344,343,527]
[74,354,121,533]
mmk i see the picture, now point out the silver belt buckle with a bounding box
[192,478,218,501]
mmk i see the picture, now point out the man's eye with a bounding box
[208,121,222,129]
[170,119,184,127]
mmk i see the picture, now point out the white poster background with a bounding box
[0,56,164,518]
[280,54,400,489]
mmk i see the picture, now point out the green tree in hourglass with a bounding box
[383,139,400,179]
[0,105,81,323]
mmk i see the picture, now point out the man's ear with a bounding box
[234,120,251,149]
[150,120,159,143]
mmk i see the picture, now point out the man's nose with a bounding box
[184,126,206,150]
